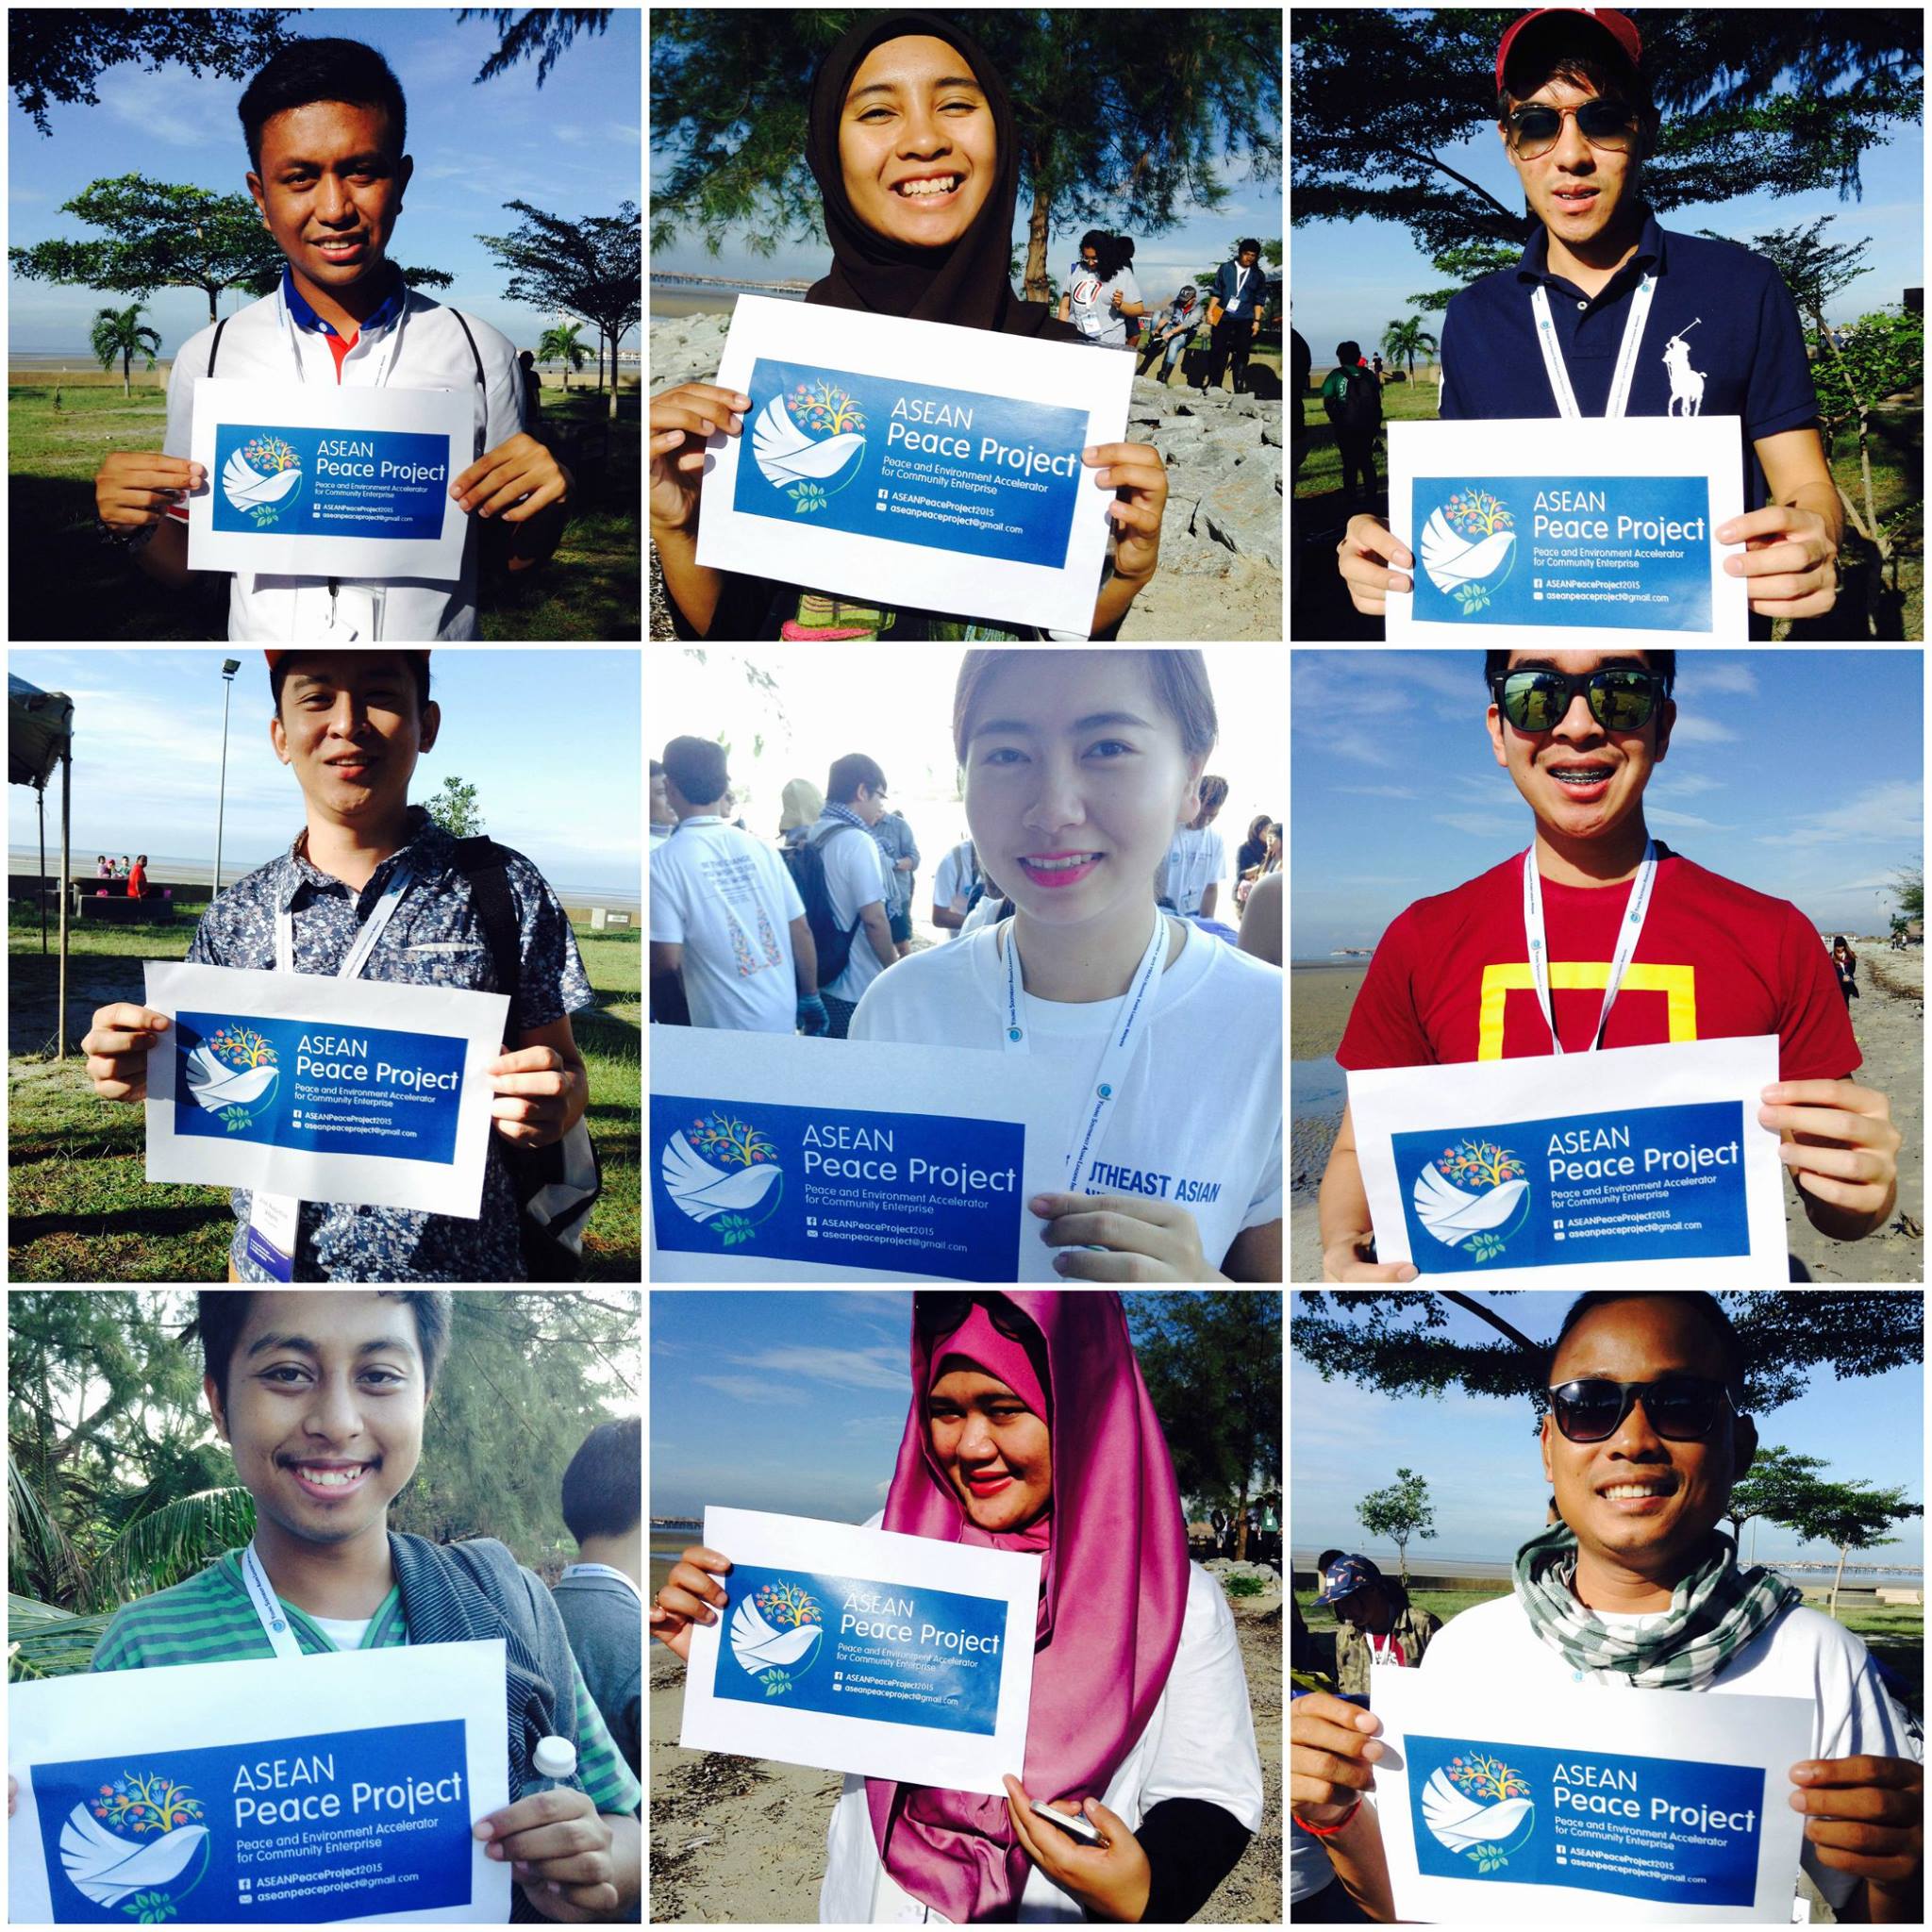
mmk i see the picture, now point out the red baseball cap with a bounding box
[1495,8,1643,93]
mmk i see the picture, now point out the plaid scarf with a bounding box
[822,801,871,833]
[1513,1522,1801,1689]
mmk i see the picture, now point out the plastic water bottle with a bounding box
[525,1735,577,1797]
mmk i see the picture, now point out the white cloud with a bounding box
[1644,808,1732,830]
[694,1375,806,1404]
[1335,784,1420,799]
[1653,772,1724,796]
[95,66,230,147]
[1664,715,1740,745]
[722,1343,907,1391]
[1680,662,1758,695]
[1782,779,1924,847]
[1433,810,1523,840]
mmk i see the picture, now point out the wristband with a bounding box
[1296,1796,1362,1839]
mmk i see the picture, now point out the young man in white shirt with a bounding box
[806,754,896,1039]
[1291,1291,1924,1924]
[648,737,826,1036]
[92,38,574,641]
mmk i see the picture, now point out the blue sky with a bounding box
[1291,43,1924,369]
[6,649,642,897]
[8,8,641,356]
[1291,1291,1925,1572]
[1290,650,1924,960]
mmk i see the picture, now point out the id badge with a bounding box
[244,1190,302,1280]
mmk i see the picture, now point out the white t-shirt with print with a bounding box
[648,818,805,1032]
[1402,1589,1924,1914]
[849,919,1282,1274]
[810,816,892,1004]
[1162,826,1225,915]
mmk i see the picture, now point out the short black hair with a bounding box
[239,37,408,176]
[1485,649,1676,695]
[1336,340,1360,363]
[1237,236,1260,255]
[560,1417,641,1543]
[272,652,430,719]
[827,752,886,803]
[1547,1292,1746,1406]
[649,759,665,777]
[196,1290,452,1412]
[662,734,729,804]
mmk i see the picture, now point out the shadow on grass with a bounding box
[11,1202,233,1243]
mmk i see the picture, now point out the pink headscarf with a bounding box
[865,1292,1190,1923]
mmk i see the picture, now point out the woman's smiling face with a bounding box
[927,1365,1051,1531]
[839,34,996,248]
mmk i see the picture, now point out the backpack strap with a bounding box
[208,314,231,379]
[447,308,488,394]
[452,836,523,1047]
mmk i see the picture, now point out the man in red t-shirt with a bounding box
[127,854,148,901]
[1320,649,1901,1280]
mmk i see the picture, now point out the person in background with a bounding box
[1313,1555,1441,1696]
[127,854,149,902]
[1323,340,1383,508]
[1137,284,1205,385]
[1204,238,1265,392]
[872,805,922,959]
[931,835,981,938]
[1372,352,1384,381]
[778,776,825,853]
[116,855,132,879]
[1239,869,1281,967]
[1236,812,1273,879]
[94,853,112,878]
[554,1416,641,1784]
[801,753,896,1040]
[1162,774,1228,920]
[518,347,542,421]
[1059,230,1144,349]
[1832,935,1859,1009]
[649,760,677,851]
[650,736,824,1037]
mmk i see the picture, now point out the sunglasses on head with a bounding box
[1548,1375,1736,1442]
[915,1291,1030,1341]
[1506,99,1638,159]
[1491,665,1663,734]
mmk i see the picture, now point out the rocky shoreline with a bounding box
[649,309,1283,640]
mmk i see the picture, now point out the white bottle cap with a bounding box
[532,1736,577,1780]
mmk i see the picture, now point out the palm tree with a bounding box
[538,322,589,394]
[90,304,163,399]
[1380,316,1441,389]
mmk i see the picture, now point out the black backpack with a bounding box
[782,823,870,988]
[1336,365,1383,434]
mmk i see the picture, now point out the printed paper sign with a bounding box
[8,1640,510,1924]
[1387,416,1748,641]
[1372,1669,1813,1923]
[144,962,509,1219]
[648,1024,1066,1281]
[1346,1036,1785,1282]
[679,1507,1038,1794]
[188,379,472,580]
[695,296,1133,637]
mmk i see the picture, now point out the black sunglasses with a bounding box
[1491,666,1664,734]
[1548,1375,1736,1442]
[1506,99,1638,158]
[915,1291,1029,1340]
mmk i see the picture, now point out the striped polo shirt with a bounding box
[91,1548,641,1818]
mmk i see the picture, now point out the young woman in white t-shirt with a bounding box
[851,649,1282,1283]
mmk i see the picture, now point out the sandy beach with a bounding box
[1288,941,1925,1283]
[648,1563,1283,1924]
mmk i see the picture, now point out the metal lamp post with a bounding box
[213,658,241,899]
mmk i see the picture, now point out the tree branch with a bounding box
[1438,1291,1543,1354]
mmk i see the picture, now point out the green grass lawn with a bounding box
[7,383,640,641]
[1292,375,1924,641]
[7,908,640,1281]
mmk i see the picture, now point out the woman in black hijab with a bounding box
[650,11,1170,641]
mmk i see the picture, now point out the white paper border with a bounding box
[143,961,509,1219]
[1387,415,1750,641]
[678,1506,1039,1796]
[1371,1669,1815,1924]
[693,295,1132,637]
[187,378,473,580]
[1346,1035,1786,1284]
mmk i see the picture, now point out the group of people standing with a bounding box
[93,853,149,898]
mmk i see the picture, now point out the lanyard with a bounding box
[275,863,413,978]
[241,1541,307,1661]
[1530,271,1656,418]
[1001,908,1168,1193]
[1522,840,1657,1054]
[560,1562,643,1603]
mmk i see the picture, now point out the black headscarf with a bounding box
[804,10,1079,341]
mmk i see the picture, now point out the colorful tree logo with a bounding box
[789,381,867,438]
[1414,1138,1531,1263]
[1423,483,1517,617]
[1442,489,1514,541]
[208,1025,277,1073]
[665,1112,784,1248]
[756,1581,822,1629]
[241,434,300,477]
[1435,1140,1526,1191]
[1441,1754,1534,1873]
[59,1766,211,1921]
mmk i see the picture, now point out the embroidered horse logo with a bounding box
[1662,320,1706,417]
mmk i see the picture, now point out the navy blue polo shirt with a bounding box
[1440,207,1819,522]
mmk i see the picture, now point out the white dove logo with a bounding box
[1421,506,1516,595]
[1421,1764,1535,1871]
[1410,1138,1531,1262]
[185,1043,279,1116]
[59,1803,209,1909]
[660,1129,783,1226]
[1412,1167,1530,1247]
[729,1592,824,1682]
[752,391,866,494]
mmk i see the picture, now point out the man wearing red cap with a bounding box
[1338,8,1842,635]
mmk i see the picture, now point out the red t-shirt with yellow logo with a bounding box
[1337,847,1859,1077]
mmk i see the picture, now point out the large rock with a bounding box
[1194,446,1283,570]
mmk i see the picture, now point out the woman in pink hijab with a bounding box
[653,1291,1265,1922]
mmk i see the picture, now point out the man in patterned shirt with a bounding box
[8,1290,642,1921]
[79,650,596,1282]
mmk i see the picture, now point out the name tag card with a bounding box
[679,1507,1038,1796]
[650,1025,1068,1281]
[8,1641,511,1924]
[188,379,473,581]
[144,963,509,1219]
[694,296,1132,638]
[1372,1670,1813,1923]
[1346,1037,1785,1282]
[1387,416,1748,641]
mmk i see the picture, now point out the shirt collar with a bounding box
[559,1562,643,1602]
[1517,204,1666,298]
[274,803,457,914]
[280,259,407,341]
